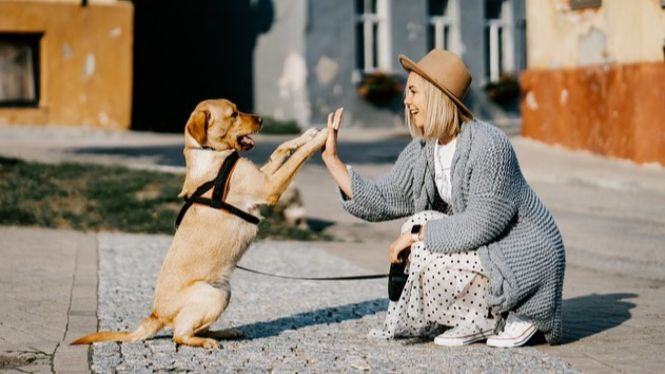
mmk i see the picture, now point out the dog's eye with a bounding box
[231,112,238,118]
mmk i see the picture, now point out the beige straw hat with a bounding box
[399,50,473,118]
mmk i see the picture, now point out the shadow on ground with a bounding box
[232,298,389,340]
[561,293,636,344]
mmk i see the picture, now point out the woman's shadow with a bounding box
[560,293,637,344]
[220,293,636,342]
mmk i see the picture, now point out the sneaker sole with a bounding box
[486,325,537,348]
[434,330,495,347]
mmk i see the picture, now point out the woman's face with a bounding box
[404,72,428,130]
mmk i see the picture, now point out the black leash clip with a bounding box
[388,252,408,302]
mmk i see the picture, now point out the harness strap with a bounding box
[175,151,260,228]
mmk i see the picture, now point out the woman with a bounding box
[321,50,565,348]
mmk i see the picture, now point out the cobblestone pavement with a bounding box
[3,124,665,373]
[90,234,577,374]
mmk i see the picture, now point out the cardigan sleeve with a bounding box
[336,141,420,222]
[424,132,519,252]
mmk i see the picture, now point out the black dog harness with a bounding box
[175,151,260,228]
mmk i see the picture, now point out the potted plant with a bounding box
[358,71,403,106]
[484,73,520,107]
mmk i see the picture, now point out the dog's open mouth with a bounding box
[238,135,256,150]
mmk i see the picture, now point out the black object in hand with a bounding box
[388,252,408,302]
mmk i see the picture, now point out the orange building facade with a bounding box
[520,0,665,165]
[0,0,133,130]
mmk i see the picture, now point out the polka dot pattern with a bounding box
[369,211,494,339]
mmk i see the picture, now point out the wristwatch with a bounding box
[410,224,422,242]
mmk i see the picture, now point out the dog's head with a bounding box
[184,99,262,152]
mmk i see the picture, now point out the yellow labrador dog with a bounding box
[72,99,328,349]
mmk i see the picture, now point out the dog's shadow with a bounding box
[560,292,637,344]
[230,298,389,340]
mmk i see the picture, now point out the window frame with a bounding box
[427,0,461,55]
[0,32,42,108]
[355,0,392,74]
[484,0,514,84]
[570,0,602,11]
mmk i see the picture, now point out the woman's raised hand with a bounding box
[322,108,343,161]
[321,108,352,198]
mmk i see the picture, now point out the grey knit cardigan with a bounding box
[339,120,565,344]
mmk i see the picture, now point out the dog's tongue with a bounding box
[240,135,255,149]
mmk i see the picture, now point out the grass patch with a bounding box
[0,157,331,241]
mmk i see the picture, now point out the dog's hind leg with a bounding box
[172,282,231,349]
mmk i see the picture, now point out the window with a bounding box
[570,0,602,10]
[355,0,392,73]
[484,0,514,83]
[427,0,460,54]
[0,33,42,107]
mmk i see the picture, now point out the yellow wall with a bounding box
[527,0,665,69]
[0,0,133,129]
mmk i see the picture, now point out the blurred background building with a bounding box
[0,0,133,130]
[521,0,665,165]
[0,0,526,132]
[253,0,526,131]
[1,0,663,166]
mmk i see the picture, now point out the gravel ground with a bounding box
[91,234,579,374]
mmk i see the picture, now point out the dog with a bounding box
[71,99,328,349]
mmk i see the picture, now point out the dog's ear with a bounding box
[186,110,209,146]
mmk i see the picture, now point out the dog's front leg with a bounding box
[260,128,320,176]
[263,129,329,205]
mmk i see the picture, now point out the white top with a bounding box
[434,137,457,203]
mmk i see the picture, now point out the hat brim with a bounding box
[399,54,472,119]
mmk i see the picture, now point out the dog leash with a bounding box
[235,265,388,281]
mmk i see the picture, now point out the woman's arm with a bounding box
[321,108,417,222]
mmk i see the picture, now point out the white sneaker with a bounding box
[486,313,537,348]
[434,323,495,347]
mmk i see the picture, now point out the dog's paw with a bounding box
[202,338,220,349]
[311,127,329,147]
[300,128,320,142]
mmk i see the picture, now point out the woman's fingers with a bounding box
[333,108,343,130]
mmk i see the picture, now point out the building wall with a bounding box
[0,0,133,129]
[304,0,410,129]
[521,0,665,165]
[254,0,528,129]
[253,0,308,126]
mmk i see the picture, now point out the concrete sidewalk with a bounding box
[1,124,665,373]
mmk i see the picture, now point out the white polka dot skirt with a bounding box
[369,210,495,339]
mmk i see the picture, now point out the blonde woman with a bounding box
[321,50,565,347]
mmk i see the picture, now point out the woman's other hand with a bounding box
[389,232,414,264]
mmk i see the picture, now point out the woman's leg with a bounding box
[369,211,495,343]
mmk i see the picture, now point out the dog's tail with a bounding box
[70,313,164,345]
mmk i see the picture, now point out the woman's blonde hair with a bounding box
[405,73,473,143]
